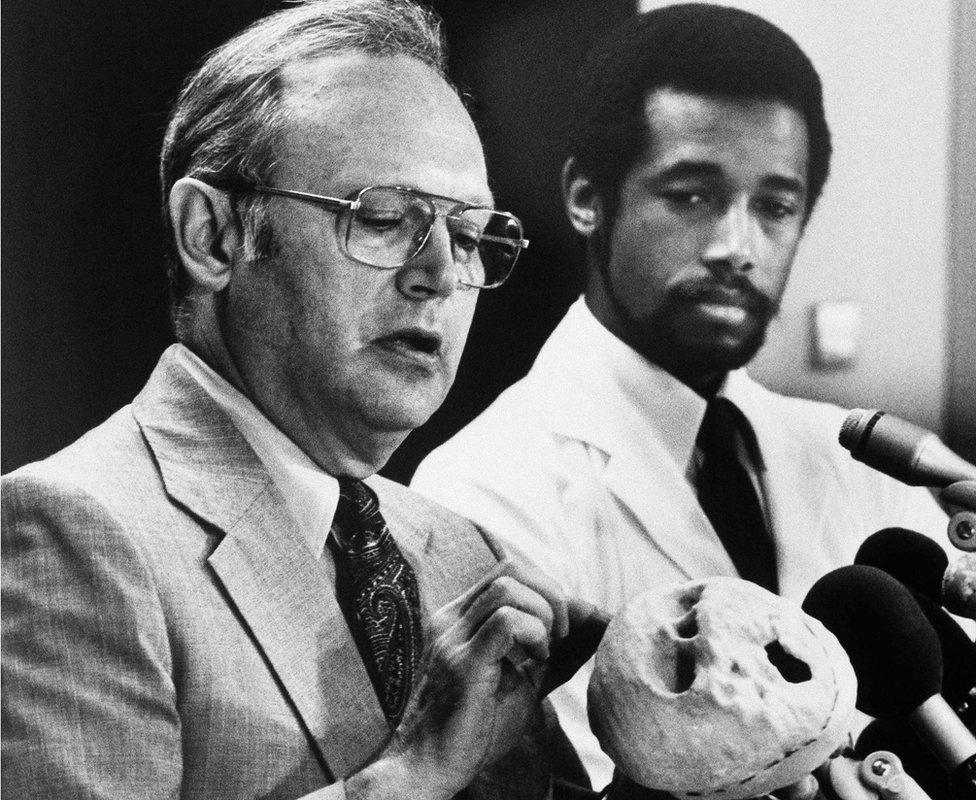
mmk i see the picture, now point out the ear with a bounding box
[168,177,242,293]
[561,157,604,238]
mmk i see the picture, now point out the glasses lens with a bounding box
[346,187,432,268]
[451,209,524,288]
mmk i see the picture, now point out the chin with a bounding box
[363,392,444,435]
[688,339,764,374]
[676,317,769,367]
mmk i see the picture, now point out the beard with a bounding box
[603,264,781,384]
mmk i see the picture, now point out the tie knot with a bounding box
[697,398,741,458]
[339,477,375,512]
[333,477,384,551]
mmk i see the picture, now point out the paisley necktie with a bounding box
[328,477,423,727]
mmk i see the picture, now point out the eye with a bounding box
[756,197,800,221]
[450,221,482,254]
[356,208,406,231]
[454,231,479,252]
[661,189,712,210]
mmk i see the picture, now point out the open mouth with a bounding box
[376,329,443,358]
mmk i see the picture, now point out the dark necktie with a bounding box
[695,398,779,594]
[328,477,423,727]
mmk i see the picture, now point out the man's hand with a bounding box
[347,559,568,800]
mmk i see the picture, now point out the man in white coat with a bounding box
[412,3,953,789]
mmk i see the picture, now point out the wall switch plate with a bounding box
[809,300,861,370]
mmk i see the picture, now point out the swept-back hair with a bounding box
[569,3,831,223]
[159,0,447,336]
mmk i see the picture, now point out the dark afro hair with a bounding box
[569,3,831,222]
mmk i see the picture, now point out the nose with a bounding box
[395,218,459,300]
[702,199,755,274]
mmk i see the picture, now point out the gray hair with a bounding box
[159,0,448,337]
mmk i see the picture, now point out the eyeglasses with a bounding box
[248,184,529,289]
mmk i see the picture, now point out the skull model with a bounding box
[588,577,857,800]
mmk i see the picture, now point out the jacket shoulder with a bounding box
[3,405,157,501]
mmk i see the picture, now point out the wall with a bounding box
[1,1,284,475]
[946,0,976,461]
[641,0,956,435]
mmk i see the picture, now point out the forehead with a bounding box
[276,53,490,204]
[637,87,809,188]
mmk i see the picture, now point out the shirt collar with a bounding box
[173,344,338,559]
[540,298,759,473]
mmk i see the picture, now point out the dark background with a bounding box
[1,0,631,482]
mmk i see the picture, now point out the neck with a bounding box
[182,313,399,480]
[584,269,727,401]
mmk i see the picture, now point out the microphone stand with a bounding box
[941,480,976,553]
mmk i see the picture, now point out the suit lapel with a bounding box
[369,475,501,613]
[601,441,738,581]
[207,489,389,778]
[133,347,387,778]
[754,432,826,601]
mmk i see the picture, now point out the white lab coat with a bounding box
[413,297,952,787]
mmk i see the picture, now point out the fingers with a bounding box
[462,574,555,646]
[815,754,884,800]
[433,557,567,651]
[507,559,569,640]
[470,602,551,665]
[457,558,569,640]
[421,559,568,698]
[771,774,821,800]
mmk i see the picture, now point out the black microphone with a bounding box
[856,527,976,621]
[855,528,976,728]
[802,565,976,800]
[854,527,976,619]
[856,528,949,601]
[839,409,976,487]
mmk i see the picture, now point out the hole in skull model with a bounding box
[764,640,812,683]
[674,609,698,639]
[674,643,696,692]
[652,638,698,694]
[677,584,706,612]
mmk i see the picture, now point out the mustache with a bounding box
[671,276,780,317]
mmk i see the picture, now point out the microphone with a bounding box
[855,528,949,602]
[839,409,976,487]
[855,528,976,728]
[802,565,976,800]
[855,527,975,620]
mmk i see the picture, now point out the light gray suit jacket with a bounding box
[1,349,565,799]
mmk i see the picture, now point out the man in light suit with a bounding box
[412,4,955,790]
[1,2,593,797]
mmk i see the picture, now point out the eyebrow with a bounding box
[651,160,806,195]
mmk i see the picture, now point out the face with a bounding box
[221,54,490,474]
[585,88,809,392]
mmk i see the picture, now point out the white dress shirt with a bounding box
[175,344,338,561]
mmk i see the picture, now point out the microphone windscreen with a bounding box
[907,587,976,710]
[802,565,942,720]
[855,527,949,602]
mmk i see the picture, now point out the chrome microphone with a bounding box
[839,409,976,488]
